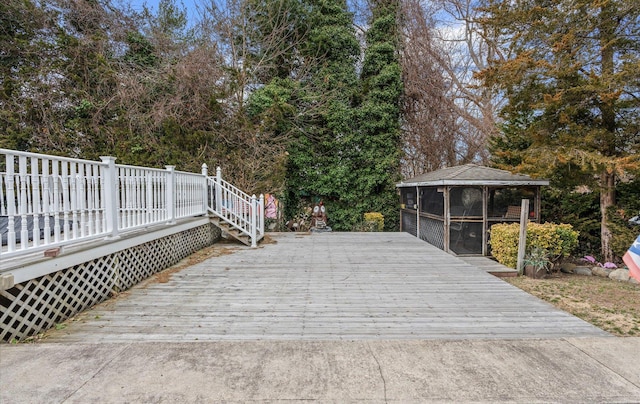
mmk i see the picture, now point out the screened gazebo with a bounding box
[397,164,549,256]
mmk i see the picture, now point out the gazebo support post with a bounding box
[443,186,450,252]
[535,187,542,222]
[482,186,488,256]
[516,199,530,275]
[415,186,420,239]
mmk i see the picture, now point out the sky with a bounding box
[127,0,202,22]
[126,0,372,26]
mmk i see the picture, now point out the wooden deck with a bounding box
[45,232,609,342]
[458,256,518,277]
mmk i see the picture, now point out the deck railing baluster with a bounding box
[137,168,143,226]
[31,157,41,247]
[93,164,101,234]
[85,164,93,236]
[42,159,51,244]
[61,162,71,241]
[70,162,78,240]
[79,163,87,238]
[0,173,5,217]
[6,155,16,251]
[52,161,61,243]
[19,156,29,249]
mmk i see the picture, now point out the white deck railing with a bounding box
[207,167,264,247]
[1,149,223,259]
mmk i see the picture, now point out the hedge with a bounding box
[490,222,579,269]
[363,212,384,232]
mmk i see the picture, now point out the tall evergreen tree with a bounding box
[356,0,402,230]
[244,0,307,81]
[284,0,360,229]
[243,0,308,194]
[480,0,640,260]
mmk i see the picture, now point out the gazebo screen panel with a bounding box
[488,187,536,218]
[449,221,483,255]
[449,187,483,217]
[419,187,444,216]
[400,188,417,209]
[419,214,444,250]
[401,210,417,237]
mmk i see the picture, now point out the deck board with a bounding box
[44,232,609,342]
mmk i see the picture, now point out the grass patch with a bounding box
[505,273,640,336]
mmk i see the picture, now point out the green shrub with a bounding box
[490,222,579,269]
[490,224,520,268]
[363,212,384,232]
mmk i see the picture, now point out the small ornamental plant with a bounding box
[523,246,551,278]
[582,255,617,269]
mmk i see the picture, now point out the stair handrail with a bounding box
[206,167,264,247]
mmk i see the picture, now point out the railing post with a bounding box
[201,163,208,213]
[215,166,222,213]
[259,194,264,237]
[166,165,176,224]
[251,194,257,248]
[100,156,119,239]
[18,156,28,249]
[6,154,16,251]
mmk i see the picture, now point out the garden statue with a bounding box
[265,194,278,219]
[310,201,331,232]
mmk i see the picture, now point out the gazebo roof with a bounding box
[397,164,549,187]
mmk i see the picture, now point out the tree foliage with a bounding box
[5,0,638,241]
[479,0,640,260]
[283,0,361,230]
[400,0,459,176]
[399,0,504,178]
[355,0,402,230]
[1,0,406,231]
[0,0,54,150]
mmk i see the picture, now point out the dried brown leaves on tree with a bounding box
[399,0,503,178]
[400,0,460,178]
[433,0,503,154]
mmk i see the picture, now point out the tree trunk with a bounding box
[598,2,616,263]
[600,171,615,262]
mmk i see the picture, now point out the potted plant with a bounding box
[523,246,551,278]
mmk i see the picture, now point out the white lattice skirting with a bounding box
[1,223,221,342]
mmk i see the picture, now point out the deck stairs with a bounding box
[206,167,264,247]
[209,216,251,246]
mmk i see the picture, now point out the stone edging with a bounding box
[560,263,639,285]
